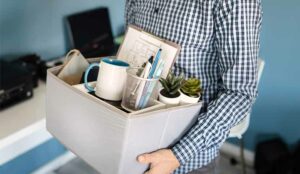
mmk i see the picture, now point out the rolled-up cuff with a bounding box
[171,140,197,166]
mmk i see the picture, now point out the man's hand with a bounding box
[137,149,180,174]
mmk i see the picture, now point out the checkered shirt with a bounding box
[125,0,262,173]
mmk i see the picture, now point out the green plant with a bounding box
[159,71,184,97]
[180,78,201,97]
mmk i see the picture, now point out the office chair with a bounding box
[227,58,265,174]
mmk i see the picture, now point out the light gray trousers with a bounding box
[187,157,219,174]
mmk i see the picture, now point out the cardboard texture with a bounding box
[46,26,202,174]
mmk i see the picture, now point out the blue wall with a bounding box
[229,0,300,150]
[0,0,125,173]
[0,0,125,59]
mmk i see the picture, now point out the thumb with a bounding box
[137,153,155,164]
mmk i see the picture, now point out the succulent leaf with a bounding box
[159,71,184,97]
[159,79,170,93]
[180,78,202,97]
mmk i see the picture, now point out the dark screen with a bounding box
[67,8,115,57]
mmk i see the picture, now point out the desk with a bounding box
[0,81,52,165]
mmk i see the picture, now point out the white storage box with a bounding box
[46,26,202,174]
[46,63,202,174]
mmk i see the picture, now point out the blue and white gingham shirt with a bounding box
[126,0,262,173]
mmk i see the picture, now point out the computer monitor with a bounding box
[67,7,115,58]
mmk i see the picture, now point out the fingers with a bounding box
[138,149,179,174]
[144,167,158,174]
[144,165,166,174]
[137,153,155,164]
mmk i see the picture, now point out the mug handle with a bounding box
[84,63,100,92]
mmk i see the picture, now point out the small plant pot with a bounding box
[158,89,181,106]
[179,90,201,104]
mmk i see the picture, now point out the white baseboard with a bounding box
[31,151,76,174]
[220,142,255,167]
[0,120,52,165]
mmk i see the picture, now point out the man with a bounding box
[125,0,262,173]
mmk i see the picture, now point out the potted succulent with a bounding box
[180,78,201,104]
[159,72,184,106]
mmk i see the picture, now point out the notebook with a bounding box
[117,25,181,79]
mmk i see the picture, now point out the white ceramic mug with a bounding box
[84,58,129,101]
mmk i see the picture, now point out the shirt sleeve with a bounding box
[125,0,135,27]
[172,0,262,166]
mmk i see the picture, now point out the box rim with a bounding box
[47,66,128,117]
[47,66,202,119]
